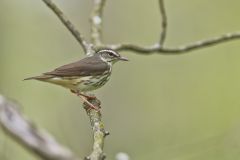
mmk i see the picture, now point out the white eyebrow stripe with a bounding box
[98,49,119,56]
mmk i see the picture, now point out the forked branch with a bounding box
[105,32,240,54]
[41,0,240,55]
[100,1,240,54]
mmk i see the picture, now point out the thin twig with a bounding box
[90,0,107,46]
[0,95,80,160]
[159,0,167,45]
[41,0,91,54]
[104,32,240,54]
[83,98,107,160]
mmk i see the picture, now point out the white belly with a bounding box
[75,74,111,92]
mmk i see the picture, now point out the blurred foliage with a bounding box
[1,0,240,160]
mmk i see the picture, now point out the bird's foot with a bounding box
[70,90,100,111]
[81,97,101,112]
[84,103,100,112]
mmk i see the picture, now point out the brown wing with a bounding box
[44,55,109,77]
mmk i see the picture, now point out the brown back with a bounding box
[44,55,110,77]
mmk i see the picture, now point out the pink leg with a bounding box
[70,90,96,99]
[70,90,99,111]
[79,96,100,111]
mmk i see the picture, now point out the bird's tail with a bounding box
[23,75,53,81]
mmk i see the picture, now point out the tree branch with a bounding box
[90,0,107,46]
[41,0,92,54]
[40,0,240,55]
[83,98,108,160]
[159,0,167,45]
[95,0,240,55]
[103,32,240,54]
[0,95,81,160]
[20,0,240,159]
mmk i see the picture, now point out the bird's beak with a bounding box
[119,56,129,61]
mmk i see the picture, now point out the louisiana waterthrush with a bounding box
[24,49,128,109]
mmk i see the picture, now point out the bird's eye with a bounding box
[108,52,114,57]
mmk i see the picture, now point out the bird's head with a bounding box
[97,49,128,64]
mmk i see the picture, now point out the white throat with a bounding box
[99,56,113,73]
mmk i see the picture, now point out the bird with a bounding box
[24,49,128,109]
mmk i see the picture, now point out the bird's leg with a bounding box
[78,93,96,100]
[70,90,99,111]
[70,90,96,100]
[79,95,100,111]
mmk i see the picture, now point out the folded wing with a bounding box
[44,56,109,77]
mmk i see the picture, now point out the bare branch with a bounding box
[0,95,80,160]
[41,0,91,54]
[94,0,240,55]
[26,0,240,159]
[159,0,167,45]
[161,32,240,53]
[90,0,107,46]
[40,0,240,55]
[104,32,240,54]
[83,98,107,160]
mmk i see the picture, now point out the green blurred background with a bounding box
[1,0,240,159]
